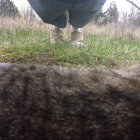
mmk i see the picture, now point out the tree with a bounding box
[94,1,119,25]
[0,0,19,18]
[125,0,140,27]
[134,12,140,26]
[128,11,140,26]
[126,0,140,10]
[106,1,119,23]
[94,10,109,25]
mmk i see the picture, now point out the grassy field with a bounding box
[0,18,140,68]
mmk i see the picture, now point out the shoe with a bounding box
[50,26,64,44]
[70,31,84,46]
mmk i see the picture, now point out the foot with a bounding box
[50,26,64,44]
[70,27,84,46]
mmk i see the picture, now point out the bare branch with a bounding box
[126,0,140,10]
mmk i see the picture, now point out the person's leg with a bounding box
[49,15,66,44]
[70,26,84,46]
[47,15,67,28]
[69,0,106,28]
[69,0,106,45]
[28,0,69,43]
[50,25,64,44]
[69,11,97,28]
[28,0,68,28]
[69,11,95,46]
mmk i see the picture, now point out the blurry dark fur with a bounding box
[0,64,140,140]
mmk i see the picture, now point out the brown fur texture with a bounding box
[0,64,140,140]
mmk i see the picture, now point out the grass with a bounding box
[0,27,140,68]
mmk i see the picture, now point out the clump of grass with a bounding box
[85,23,140,40]
[0,27,139,68]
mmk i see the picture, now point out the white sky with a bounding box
[11,0,140,13]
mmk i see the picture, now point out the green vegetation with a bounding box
[0,28,140,68]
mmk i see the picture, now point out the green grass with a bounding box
[0,28,140,68]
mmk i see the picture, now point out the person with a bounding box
[28,0,106,46]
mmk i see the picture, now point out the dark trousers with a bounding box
[28,0,106,28]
